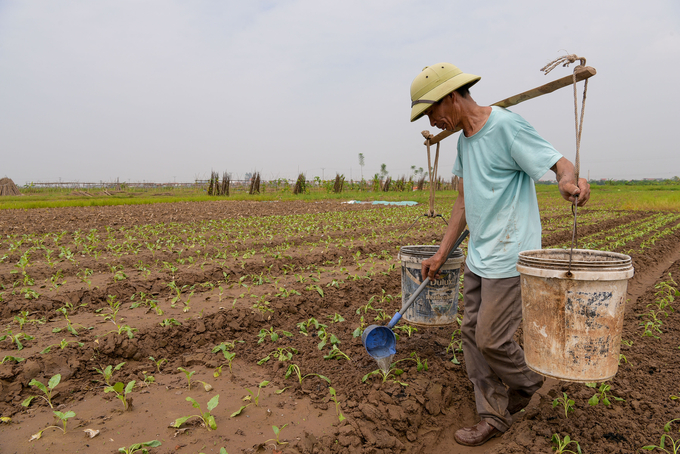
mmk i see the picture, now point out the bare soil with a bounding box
[0,200,679,454]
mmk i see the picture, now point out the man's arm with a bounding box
[421,178,467,280]
[551,157,591,206]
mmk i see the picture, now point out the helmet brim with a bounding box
[410,73,481,122]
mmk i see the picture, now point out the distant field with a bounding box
[1,182,679,211]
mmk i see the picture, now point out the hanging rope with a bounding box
[424,131,441,217]
[541,54,589,274]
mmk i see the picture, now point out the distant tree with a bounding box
[358,153,365,180]
[380,163,388,180]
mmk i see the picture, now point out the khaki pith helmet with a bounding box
[410,62,481,122]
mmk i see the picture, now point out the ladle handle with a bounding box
[386,229,469,329]
[387,277,430,329]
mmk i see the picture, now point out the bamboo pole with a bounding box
[423,66,597,145]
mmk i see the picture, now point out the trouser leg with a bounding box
[461,265,544,431]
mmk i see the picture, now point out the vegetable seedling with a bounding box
[552,392,575,418]
[257,327,293,344]
[22,374,61,408]
[585,382,625,406]
[316,326,340,350]
[177,367,195,390]
[29,411,76,440]
[172,395,220,431]
[551,434,582,454]
[118,440,162,454]
[104,380,136,411]
[394,324,418,337]
[410,352,428,371]
[149,356,167,373]
[285,364,330,385]
[328,387,346,421]
[641,418,680,453]
[362,357,416,387]
[0,328,34,350]
[230,381,269,417]
[297,317,327,336]
[323,345,352,361]
[264,424,289,445]
[94,362,126,386]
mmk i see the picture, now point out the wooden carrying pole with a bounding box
[423,65,596,145]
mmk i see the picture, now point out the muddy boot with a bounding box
[454,420,500,446]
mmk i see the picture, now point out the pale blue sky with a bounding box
[1,0,678,184]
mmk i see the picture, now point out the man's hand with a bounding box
[552,157,591,207]
[421,254,446,280]
[559,177,590,206]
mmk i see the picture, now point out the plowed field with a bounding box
[1,199,679,454]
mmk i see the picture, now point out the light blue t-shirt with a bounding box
[453,106,562,278]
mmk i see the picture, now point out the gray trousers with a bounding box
[461,264,544,431]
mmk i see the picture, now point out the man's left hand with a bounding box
[559,177,590,206]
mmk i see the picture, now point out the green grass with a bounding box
[2,183,679,211]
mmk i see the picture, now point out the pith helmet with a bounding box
[410,63,481,122]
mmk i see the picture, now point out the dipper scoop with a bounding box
[362,229,469,360]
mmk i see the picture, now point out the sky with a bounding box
[1,0,679,185]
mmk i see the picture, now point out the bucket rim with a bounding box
[399,245,464,260]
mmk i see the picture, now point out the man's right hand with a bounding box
[422,254,446,280]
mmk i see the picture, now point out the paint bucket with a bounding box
[517,249,634,382]
[398,245,465,326]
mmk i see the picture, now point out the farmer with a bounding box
[410,63,590,446]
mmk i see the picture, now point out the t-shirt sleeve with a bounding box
[510,126,563,181]
[453,138,464,177]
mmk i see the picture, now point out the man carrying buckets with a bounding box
[411,63,591,446]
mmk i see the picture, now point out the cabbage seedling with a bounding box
[361,357,415,386]
[641,419,680,453]
[0,328,34,350]
[328,387,345,422]
[552,392,575,418]
[177,367,196,389]
[551,434,582,454]
[105,380,136,411]
[230,381,269,417]
[297,318,326,336]
[323,345,352,361]
[1,355,24,364]
[285,364,330,384]
[257,327,293,344]
[316,327,340,350]
[22,374,61,408]
[264,424,289,445]
[258,347,297,365]
[172,395,219,431]
[29,411,76,440]
[149,356,167,373]
[94,362,126,386]
[585,382,625,406]
[118,440,162,454]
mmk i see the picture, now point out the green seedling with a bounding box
[1,355,24,364]
[446,317,464,364]
[53,307,91,336]
[40,338,84,354]
[352,316,366,338]
[212,341,242,373]
[275,287,301,298]
[172,395,220,431]
[394,324,418,337]
[410,352,428,372]
[264,424,289,445]
[0,328,34,350]
[551,434,582,454]
[29,411,76,440]
[77,268,94,287]
[257,327,293,344]
[23,374,61,408]
[118,440,162,454]
[306,284,324,297]
[641,418,680,453]
[297,317,327,336]
[323,345,352,361]
[149,356,167,373]
[362,357,414,386]
[130,292,163,315]
[326,312,345,323]
[231,381,269,417]
[104,380,136,411]
[258,347,298,365]
[14,311,45,330]
[159,318,181,327]
[140,372,156,387]
[177,367,196,390]
[94,362,126,386]
[285,364,331,385]
[328,387,346,421]
[585,382,625,406]
[552,392,575,418]
[316,326,340,350]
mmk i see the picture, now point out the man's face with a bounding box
[425,93,457,131]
